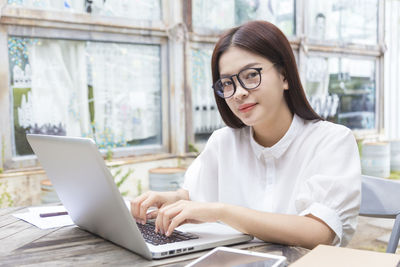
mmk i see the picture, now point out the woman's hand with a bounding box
[155,200,223,236]
[130,189,189,224]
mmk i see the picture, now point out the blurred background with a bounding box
[0,0,399,211]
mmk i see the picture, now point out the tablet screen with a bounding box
[189,249,285,267]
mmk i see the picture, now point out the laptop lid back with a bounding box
[26,134,152,259]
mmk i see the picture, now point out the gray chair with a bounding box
[360,175,400,253]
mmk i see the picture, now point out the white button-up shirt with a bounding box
[183,114,361,246]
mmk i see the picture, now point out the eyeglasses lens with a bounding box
[214,68,261,98]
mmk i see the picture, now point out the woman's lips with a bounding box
[238,103,257,113]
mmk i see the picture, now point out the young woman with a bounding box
[131,20,361,249]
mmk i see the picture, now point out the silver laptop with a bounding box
[27,134,252,259]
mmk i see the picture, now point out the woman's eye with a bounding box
[223,80,232,87]
[246,72,258,79]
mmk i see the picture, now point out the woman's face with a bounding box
[219,46,289,128]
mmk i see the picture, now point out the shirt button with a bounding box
[262,152,273,160]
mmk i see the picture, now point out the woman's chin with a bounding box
[239,118,257,127]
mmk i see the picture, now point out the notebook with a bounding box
[290,245,400,267]
[26,134,253,259]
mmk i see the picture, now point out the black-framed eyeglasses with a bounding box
[213,67,263,99]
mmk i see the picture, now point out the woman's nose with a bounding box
[233,78,249,100]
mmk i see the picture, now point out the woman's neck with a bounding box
[252,108,294,148]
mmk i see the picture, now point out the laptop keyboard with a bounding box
[136,220,199,246]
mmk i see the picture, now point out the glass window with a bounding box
[190,45,224,142]
[7,0,162,20]
[306,0,378,45]
[7,0,86,12]
[192,0,295,36]
[8,37,162,156]
[86,42,162,149]
[87,0,161,20]
[305,55,376,130]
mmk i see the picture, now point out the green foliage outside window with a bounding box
[111,167,133,197]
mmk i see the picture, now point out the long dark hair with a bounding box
[211,20,322,128]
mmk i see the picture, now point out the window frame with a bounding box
[299,0,385,138]
[0,2,173,170]
[300,50,381,134]
[303,0,380,48]
[186,41,217,144]
[184,0,386,147]
[0,0,388,171]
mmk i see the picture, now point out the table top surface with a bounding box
[0,206,309,266]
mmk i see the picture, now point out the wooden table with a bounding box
[0,206,309,266]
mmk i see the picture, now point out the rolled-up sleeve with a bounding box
[295,126,361,246]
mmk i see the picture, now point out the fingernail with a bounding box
[166,231,170,236]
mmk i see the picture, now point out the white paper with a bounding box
[14,199,132,229]
[13,205,75,229]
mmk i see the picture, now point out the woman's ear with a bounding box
[283,78,289,90]
[280,70,289,90]
[275,65,289,90]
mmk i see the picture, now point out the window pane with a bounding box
[88,0,161,20]
[7,0,162,20]
[7,0,86,12]
[8,37,162,156]
[305,55,376,130]
[306,0,378,45]
[86,42,162,149]
[9,37,89,156]
[190,45,224,142]
[192,0,294,36]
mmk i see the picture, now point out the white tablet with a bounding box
[186,246,286,267]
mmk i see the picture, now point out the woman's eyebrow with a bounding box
[220,62,261,78]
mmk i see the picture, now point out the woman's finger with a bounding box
[139,196,157,223]
[131,192,149,220]
[161,205,184,235]
[146,209,158,220]
[155,206,165,233]
[166,212,188,236]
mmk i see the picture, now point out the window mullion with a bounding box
[0,24,12,170]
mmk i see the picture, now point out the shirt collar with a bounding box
[250,114,303,160]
